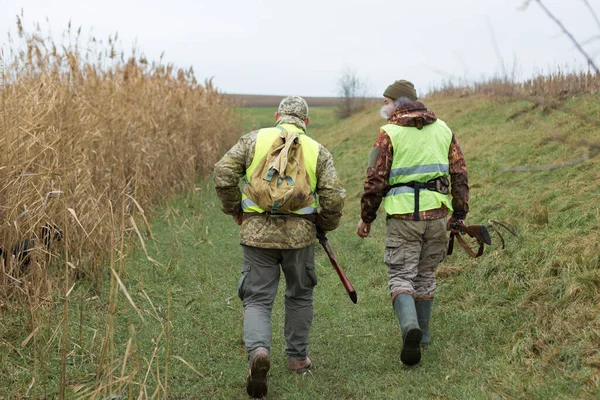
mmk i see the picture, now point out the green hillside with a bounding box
[2,94,599,399]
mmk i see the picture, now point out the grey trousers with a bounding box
[237,244,317,360]
[385,217,447,301]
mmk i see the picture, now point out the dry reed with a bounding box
[0,17,238,307]
[428,69,600,100]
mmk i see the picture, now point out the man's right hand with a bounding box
[233,213,243,226]
[447,217,464,233]
[357,219,371,238]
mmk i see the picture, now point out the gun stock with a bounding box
[462,225,492,246]
[447,223,492,258]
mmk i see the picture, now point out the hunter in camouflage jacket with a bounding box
[214,114,345,249]
[361,100,469,223]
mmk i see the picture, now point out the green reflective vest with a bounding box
[382,120,453,215]
[242,124,319,214]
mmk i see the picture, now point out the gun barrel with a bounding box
[318,238,358,304]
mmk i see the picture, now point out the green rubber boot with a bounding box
[415,300,433,346]
[393,294,422,366]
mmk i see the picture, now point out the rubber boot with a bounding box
[393,294,422,366]
[415,300,433,346]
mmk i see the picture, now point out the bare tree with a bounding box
[502,1,600,173]
[522,0,600,75]
[336,67,369,119]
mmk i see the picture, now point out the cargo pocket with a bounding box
[237,263,251,300]
[305,262,318,288]
[384,237,405,267]
[438,243,447,264]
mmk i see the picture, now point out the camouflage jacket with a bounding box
[361,101,469,223]
[214,121,345,249]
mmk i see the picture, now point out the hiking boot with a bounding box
[287,357,312,373]
[246,347,270,398]
[415,300,433,346]
[393,294,422,366]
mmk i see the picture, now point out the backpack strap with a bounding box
[272,200,281,214]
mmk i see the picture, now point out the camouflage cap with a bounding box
[278,96,309,120]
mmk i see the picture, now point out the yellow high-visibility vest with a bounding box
[382,120,453,215]
[242,124,319,214]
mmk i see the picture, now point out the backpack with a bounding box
[243,128,315,214]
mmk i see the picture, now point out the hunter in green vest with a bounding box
[356,80,470,366]
[214,96,345,398]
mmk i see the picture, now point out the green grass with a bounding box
[2,100,600,399]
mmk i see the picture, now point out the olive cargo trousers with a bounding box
[238,245,317,360]
[385,217,447,301]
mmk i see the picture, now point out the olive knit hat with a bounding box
[383,80,418,101]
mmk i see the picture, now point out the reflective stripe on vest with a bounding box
[390,163,448,178]
[382,120,453,215]
[242,124,319,214]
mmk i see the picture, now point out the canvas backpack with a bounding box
[243,128,315,214]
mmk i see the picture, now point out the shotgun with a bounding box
[447,221,492,258]
[316,228,357,304]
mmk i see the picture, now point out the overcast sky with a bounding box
[1,0,599,97]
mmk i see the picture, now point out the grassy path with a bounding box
[2,98,600,399]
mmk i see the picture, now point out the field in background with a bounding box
[2,90,599,398]
[237,106,337,134]
[226,93,380,108]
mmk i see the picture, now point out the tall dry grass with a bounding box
[428,68,600,100]
[0,18,238,306]
[431,0,600,101]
